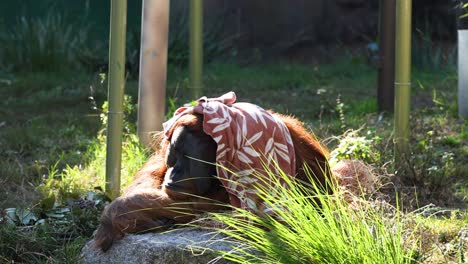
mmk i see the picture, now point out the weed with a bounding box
[414,141,455,190]
[329,130,382,166]
[100,95,137,135]
[348,98,378,115]
[0,191,106,263]
[442,135,461,147]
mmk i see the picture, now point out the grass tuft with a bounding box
[201,166,416,264]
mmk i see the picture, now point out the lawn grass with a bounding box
[0,59,466,263]
[164,59,378,122]
[0,72,102,208]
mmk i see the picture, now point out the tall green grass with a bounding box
[201,167,416,264]
[0,12,91,72]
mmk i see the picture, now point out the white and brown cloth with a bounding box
[163,92,296,213]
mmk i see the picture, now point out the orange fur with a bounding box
[94,113,332,251]
[275,113,332,189]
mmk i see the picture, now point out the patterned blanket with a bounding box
[163,92,296,212]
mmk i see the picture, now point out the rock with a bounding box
[80,229,235,264]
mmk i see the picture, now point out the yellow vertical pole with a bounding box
[137,0,170,146]
[189,0,203,98]
[394,0,412,164]
[106,0,127,199]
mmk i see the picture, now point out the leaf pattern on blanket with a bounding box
[201,99,296,212]
[163,92,296,212]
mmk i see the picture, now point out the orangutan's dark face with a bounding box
[164,126,219,195]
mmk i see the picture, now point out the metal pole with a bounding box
[106,0,127,199]
[189,0,203,98]
[458,1,468,119]
[394,0,412,163]
[137,0,170,146]
[378,0,396,112]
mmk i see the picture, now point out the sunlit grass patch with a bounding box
[403,206,468,263]
[39,129,147,205]
[198,166,416,264]
[0,131,148,263]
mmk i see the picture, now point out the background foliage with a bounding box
[0,2,466,263]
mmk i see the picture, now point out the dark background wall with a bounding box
[0,0,458,57]
[0,0,142,41]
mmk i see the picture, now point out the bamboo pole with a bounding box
[378,0,396,112]
[106,0,127,199]
[394,0,412,163]
[189,0,203,98]
[137,0,170,146]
